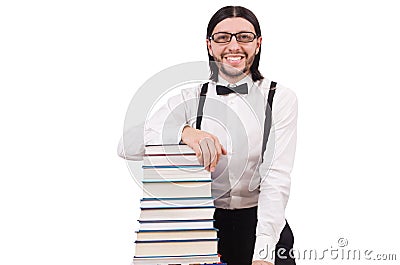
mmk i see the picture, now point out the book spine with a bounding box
[142,165,204,169]
[140,206,215,210]
[135,238,218,243]
[140,197,213,201]
[142,179,211,183]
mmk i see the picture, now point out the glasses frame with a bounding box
[209,32,258,44]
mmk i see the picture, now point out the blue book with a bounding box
[132,253,222,265]
[138,219,215,230]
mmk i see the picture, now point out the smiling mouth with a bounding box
[224,56,244,63]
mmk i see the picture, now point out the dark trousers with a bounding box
[214,207,295,265]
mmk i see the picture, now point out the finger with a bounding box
[211,136,223,166]
[199,138,211,171]
[221,145,228,155]
[189,143,203,165]
[206,139,217,172]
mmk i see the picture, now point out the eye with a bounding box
[213,33,231,43]
[237,33,254,42]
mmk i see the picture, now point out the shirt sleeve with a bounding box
[143,91,190,146]
[253,86,298,264]
[117,86,199,160]
[117,122,145,161]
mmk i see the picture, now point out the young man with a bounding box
[179,6,297,265]
[119,6,297,265]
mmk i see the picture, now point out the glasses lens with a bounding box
[212,33,231,43]
[236,32,256,43]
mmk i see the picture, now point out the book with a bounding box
[138,219,215,230]
[134,238,218,257]
[142,180,212,199]
[135,228,218,241]
[142,165,209,181]
[143,154,201,166]
[140,197,214,208]
[132,254,221,265]
[139,206,215,221]
[144,144,196,155]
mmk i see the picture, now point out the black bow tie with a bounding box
[216,83,248,95]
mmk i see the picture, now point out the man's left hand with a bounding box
[252,261,273,265]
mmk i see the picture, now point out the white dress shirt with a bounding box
[118,74,297,264]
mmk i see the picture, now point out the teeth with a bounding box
[226,57,241,61]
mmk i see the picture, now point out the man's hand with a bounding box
[181,126,227,172]
[252,261,273,265]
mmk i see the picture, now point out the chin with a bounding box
[221,66,248,77]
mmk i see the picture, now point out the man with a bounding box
[119,6,297,265]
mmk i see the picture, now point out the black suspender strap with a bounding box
[261,81,277,161]
[196,82,209,130]
[268,81,277,108]
[195,80,277,161]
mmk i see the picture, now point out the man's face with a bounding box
[207,17,262,80]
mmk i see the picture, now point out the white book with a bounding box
[138,219,215,230]
[143,154,201,166]
[139,206,215,221]
[142,180,212,199]
[134,239,218,257]
[140,197,214,208]
[135,228,218,241]
[142,165,210,181]
[132,254,220,265]
[144,144,195,155]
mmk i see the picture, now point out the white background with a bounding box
[1,0,399,264]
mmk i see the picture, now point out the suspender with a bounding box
[195,82,209,130]
[261,81,276,161]
[195,81,277,160]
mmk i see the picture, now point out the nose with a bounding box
[226,35,241,51]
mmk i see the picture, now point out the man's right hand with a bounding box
[181,126,227,172]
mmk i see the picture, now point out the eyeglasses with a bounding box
[210,32,258,43]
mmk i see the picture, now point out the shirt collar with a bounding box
[215,74,255,92]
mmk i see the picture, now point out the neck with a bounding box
[219,71,249,84]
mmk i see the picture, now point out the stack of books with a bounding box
[133,144,221,265]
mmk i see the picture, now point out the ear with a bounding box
[206,38,213,56]
[256,36,262,55]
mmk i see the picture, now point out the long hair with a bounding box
[206,6,264,82]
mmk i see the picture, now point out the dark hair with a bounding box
[206,6,264,82]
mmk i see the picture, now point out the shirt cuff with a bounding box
[252,235,278,264]
[177,124,190,144]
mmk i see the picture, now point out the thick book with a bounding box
[142,179,212,199]
[138,219,215,230]
[139,206,215,221]
[142,165,209,181]
[140,197,214,208]
[143,154,201,166]
[144,144,196,155]
[132,254,221,265]
[134,238,218,257]
[135,228,218,241]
